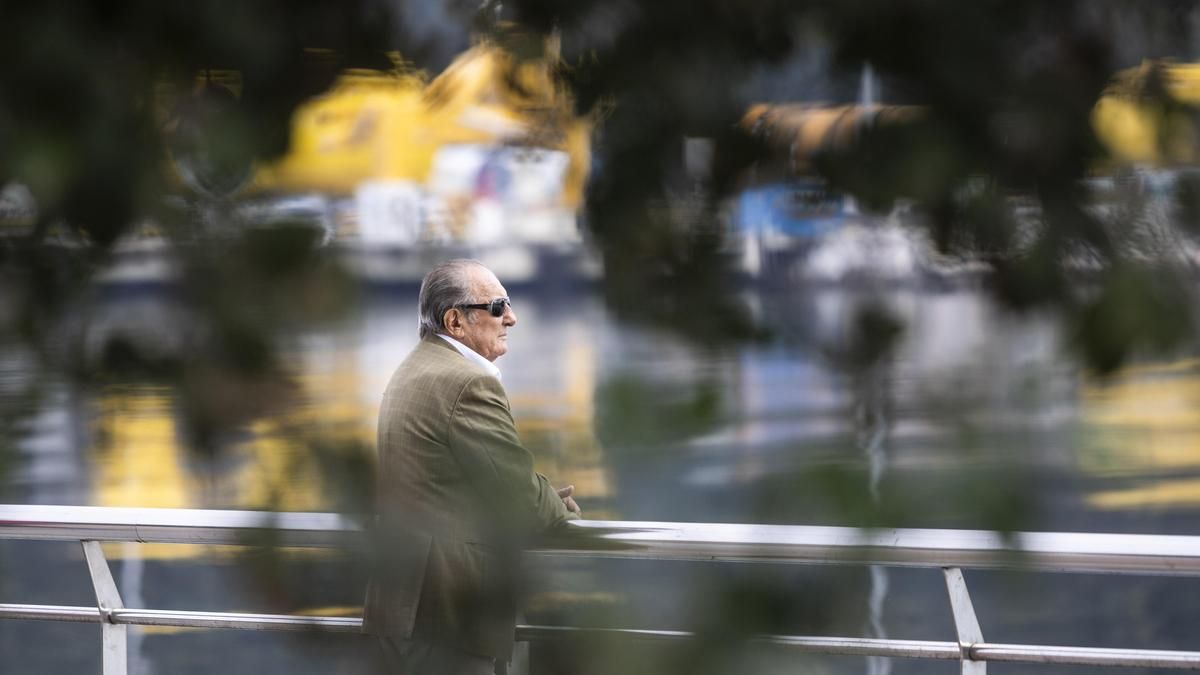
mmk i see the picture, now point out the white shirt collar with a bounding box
[436,334,502,380]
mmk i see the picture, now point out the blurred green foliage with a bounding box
[1,0,1195,400]
[0,1,375,463]
[0,2,1199,671]
[596,375,724,450]
[519,0,1198,371]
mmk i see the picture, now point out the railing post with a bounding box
[82,541,127,675]
[943,567,985,674]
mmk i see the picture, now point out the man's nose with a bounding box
[504,306,517,326]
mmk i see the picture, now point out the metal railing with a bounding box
[3,504,1200,673]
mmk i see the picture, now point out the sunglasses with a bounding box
[457,297,512,317]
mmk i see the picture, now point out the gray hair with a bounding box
[417,259,485,338]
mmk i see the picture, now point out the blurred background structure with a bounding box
[3,0,1200,673]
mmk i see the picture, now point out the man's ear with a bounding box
[443,308,465,337]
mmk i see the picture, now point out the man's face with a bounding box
[456,267,517,362]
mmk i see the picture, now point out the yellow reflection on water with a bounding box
[93,389,194,509]
[88,336,611,554]
[510,339,612,516]
[1090,478,1200,509]
[1081,358,1200,509]
[93,388,205,559]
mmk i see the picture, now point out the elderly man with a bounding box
[363,259,580,675]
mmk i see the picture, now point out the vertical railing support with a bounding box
[943,567,985,675]
[82,541,127,675]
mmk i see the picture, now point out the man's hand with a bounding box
[557,485,582,518]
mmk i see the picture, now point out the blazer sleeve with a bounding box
[448,374,576,532]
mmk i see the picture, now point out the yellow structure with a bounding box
[243,41,590,209]
[248,69,431,195]
[739,104,925,170]
[1092,60,1200,166]
[740,60,1200,172]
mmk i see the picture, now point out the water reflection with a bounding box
[1082,358,1200,512]
[11,285,1200,527]
[857,348,892,675]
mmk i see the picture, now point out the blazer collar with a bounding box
[422,332,457,353]
[426,333,502,380]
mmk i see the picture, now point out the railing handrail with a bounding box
[5,504,1200,672]
[3,503,1200,575]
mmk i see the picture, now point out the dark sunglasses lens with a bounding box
[489,299,508,317]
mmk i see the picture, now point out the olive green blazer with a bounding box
[362,334,574,660]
